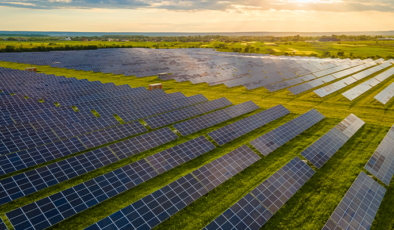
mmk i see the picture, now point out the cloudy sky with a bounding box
[0,0,393,32]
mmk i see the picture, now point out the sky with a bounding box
[0,0,393,32]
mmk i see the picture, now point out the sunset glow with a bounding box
[0,0,393,32]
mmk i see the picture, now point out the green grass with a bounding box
[2,40,394,59]
[0,60,394,230]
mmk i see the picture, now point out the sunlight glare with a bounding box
[288,0,340,3]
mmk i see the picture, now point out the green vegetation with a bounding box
[0,60,394,230]
[1,39,394,59]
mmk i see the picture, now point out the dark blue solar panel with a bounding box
[0,121,146,156]
[203,157,315,230]
[301,114,364,168]
[0,127,178,206]
[208,104,290,145]
[84,145,260,230]
[78,121,147,149]
[250,109,325,156]
[6,136,215,230]
[322,172,386,230]
[364,125,394,186]
[144,97,232,129]
[173,101,259,136]
[0,137,86,176]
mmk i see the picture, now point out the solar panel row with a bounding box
[84,145,260,230]
[250,109,325,156]
[314,62,392,97]
[0,121,147,155]
[208,104,290,145]
[374,82,394,105]
[144,97,232,129]
[6,136,216,230]
[364,125,394,185]
[173,101,259,136]
[342,66,394,101]
[0,137,86,176]
[322,172,386,230]
[288,64,371,95]
[203,157,315,230]
[301,114,365,168]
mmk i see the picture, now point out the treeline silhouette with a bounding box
[0,44,150,52]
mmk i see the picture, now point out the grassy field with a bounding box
[0,60,394,230]
[2,40,394,59]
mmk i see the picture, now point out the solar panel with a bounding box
[250,109,325,156]
[0,149,115,202]
[144,97,232,129]
[173,101,259,136]
[84,145,260,230]
[322,172,386,230]
[301,114,364,168]
[78,121,147,149]
[0,137,86,176]
[203,157,315,230]
[0,218,7,230]
[364,125,394,185]
[107,127,178,160]
[6,136,215,230]
[374,82,394,104]
[0,128,59,155]
[208,104,290,145]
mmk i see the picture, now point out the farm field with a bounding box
[1,40,394,59]
[0,59,394,230]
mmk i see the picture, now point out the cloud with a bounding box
[0,0,393,12]
[0,0,149,9]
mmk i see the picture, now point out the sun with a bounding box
[288,0,337,3]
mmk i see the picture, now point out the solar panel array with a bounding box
[0,67,209,132]
[0,125,178,177]
[301,114,365,169]
[0,49,379,92]
[84,145,260,230]
[322,172,386,230]
[250,109,325,156]
[1,50,392,230]
[0,70,209,159]
[208,104,290,145]
[314,61,392,97]
[342,66,394,101]
[144,97,232,129]
[203,157,315,230]
[0,127,179,205]
[6,136,216,230]
[173,101,259,136]
[364,125,394,185]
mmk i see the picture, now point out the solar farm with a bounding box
[0,48,393,230]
